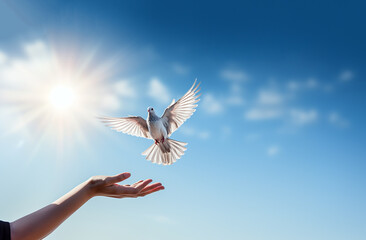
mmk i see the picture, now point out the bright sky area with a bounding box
[0,1,365,239]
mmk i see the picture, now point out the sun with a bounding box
[0,39,121,156]
[49,85,76,111]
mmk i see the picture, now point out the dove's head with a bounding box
[147,106,155,114]
[147,107,159,120]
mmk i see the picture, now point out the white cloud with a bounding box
[339,70,354,82]
[230,82,241,93]
[180,126,210,140]
[0,40,51,86]
[180,126,195,136]
[172,63,189,75]
[100,94,121,111]
[0,42,54,87]
[114,80,136,98]
[221,69,248,82]
[0,51,7,65]
[267,145,280,156]
[258,90,283,105]
[226,95,245,105]
[306,78,318,88]
[245,108,283,120]
[226,82,245,105]
[289,109,318,125]
[201,93,223,114]
[245,106,319,127]
[287,78,319,92]
[23,40,48,58]
[287,81,300,91]
[329,112,349,128]
[148,78,171,104]
[198,131,210,139]
[218,67,247,107]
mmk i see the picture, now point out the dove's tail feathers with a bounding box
[158,139,171,153]
[141,138,187,165]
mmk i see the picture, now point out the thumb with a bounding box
[105,172,131,185]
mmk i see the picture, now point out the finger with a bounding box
[114,185,164,198]
[105,172,131,186]
[139,186,165,197]
[140,186,165,196]
[130,180,143,187]
[135,179,153,192]
[116,185,141,195]
[140,183,162,193]
[112,179,153,196]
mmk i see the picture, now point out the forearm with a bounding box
[8,172,162,240]
[10,180,93,240]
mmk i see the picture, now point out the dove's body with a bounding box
[100,80,201,165]
[147,113,167,143]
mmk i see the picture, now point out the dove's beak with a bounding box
[148,109,150,113]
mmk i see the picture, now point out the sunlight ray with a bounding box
[0,39,123,158]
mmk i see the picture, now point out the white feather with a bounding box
[142,138,187,165]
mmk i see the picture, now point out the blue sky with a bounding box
[0,1,365,239]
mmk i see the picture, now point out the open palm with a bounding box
[88,172,164,198]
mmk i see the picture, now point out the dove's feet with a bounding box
[154,137,165,145]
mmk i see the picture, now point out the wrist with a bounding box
[84,178,98,199]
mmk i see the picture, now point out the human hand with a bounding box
[87,172,164,199]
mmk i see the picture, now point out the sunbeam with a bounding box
[0,40,122,155]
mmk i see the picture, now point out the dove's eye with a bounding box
[151,108,154,111]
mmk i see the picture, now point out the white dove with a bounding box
[100,80,201,165]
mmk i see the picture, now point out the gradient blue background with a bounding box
[0,1,365,239]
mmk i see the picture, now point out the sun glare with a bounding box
[49,85,76,111]
[0,39,120,155]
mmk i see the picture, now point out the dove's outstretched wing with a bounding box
[100,116,151,139]
[161,80,201,136]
